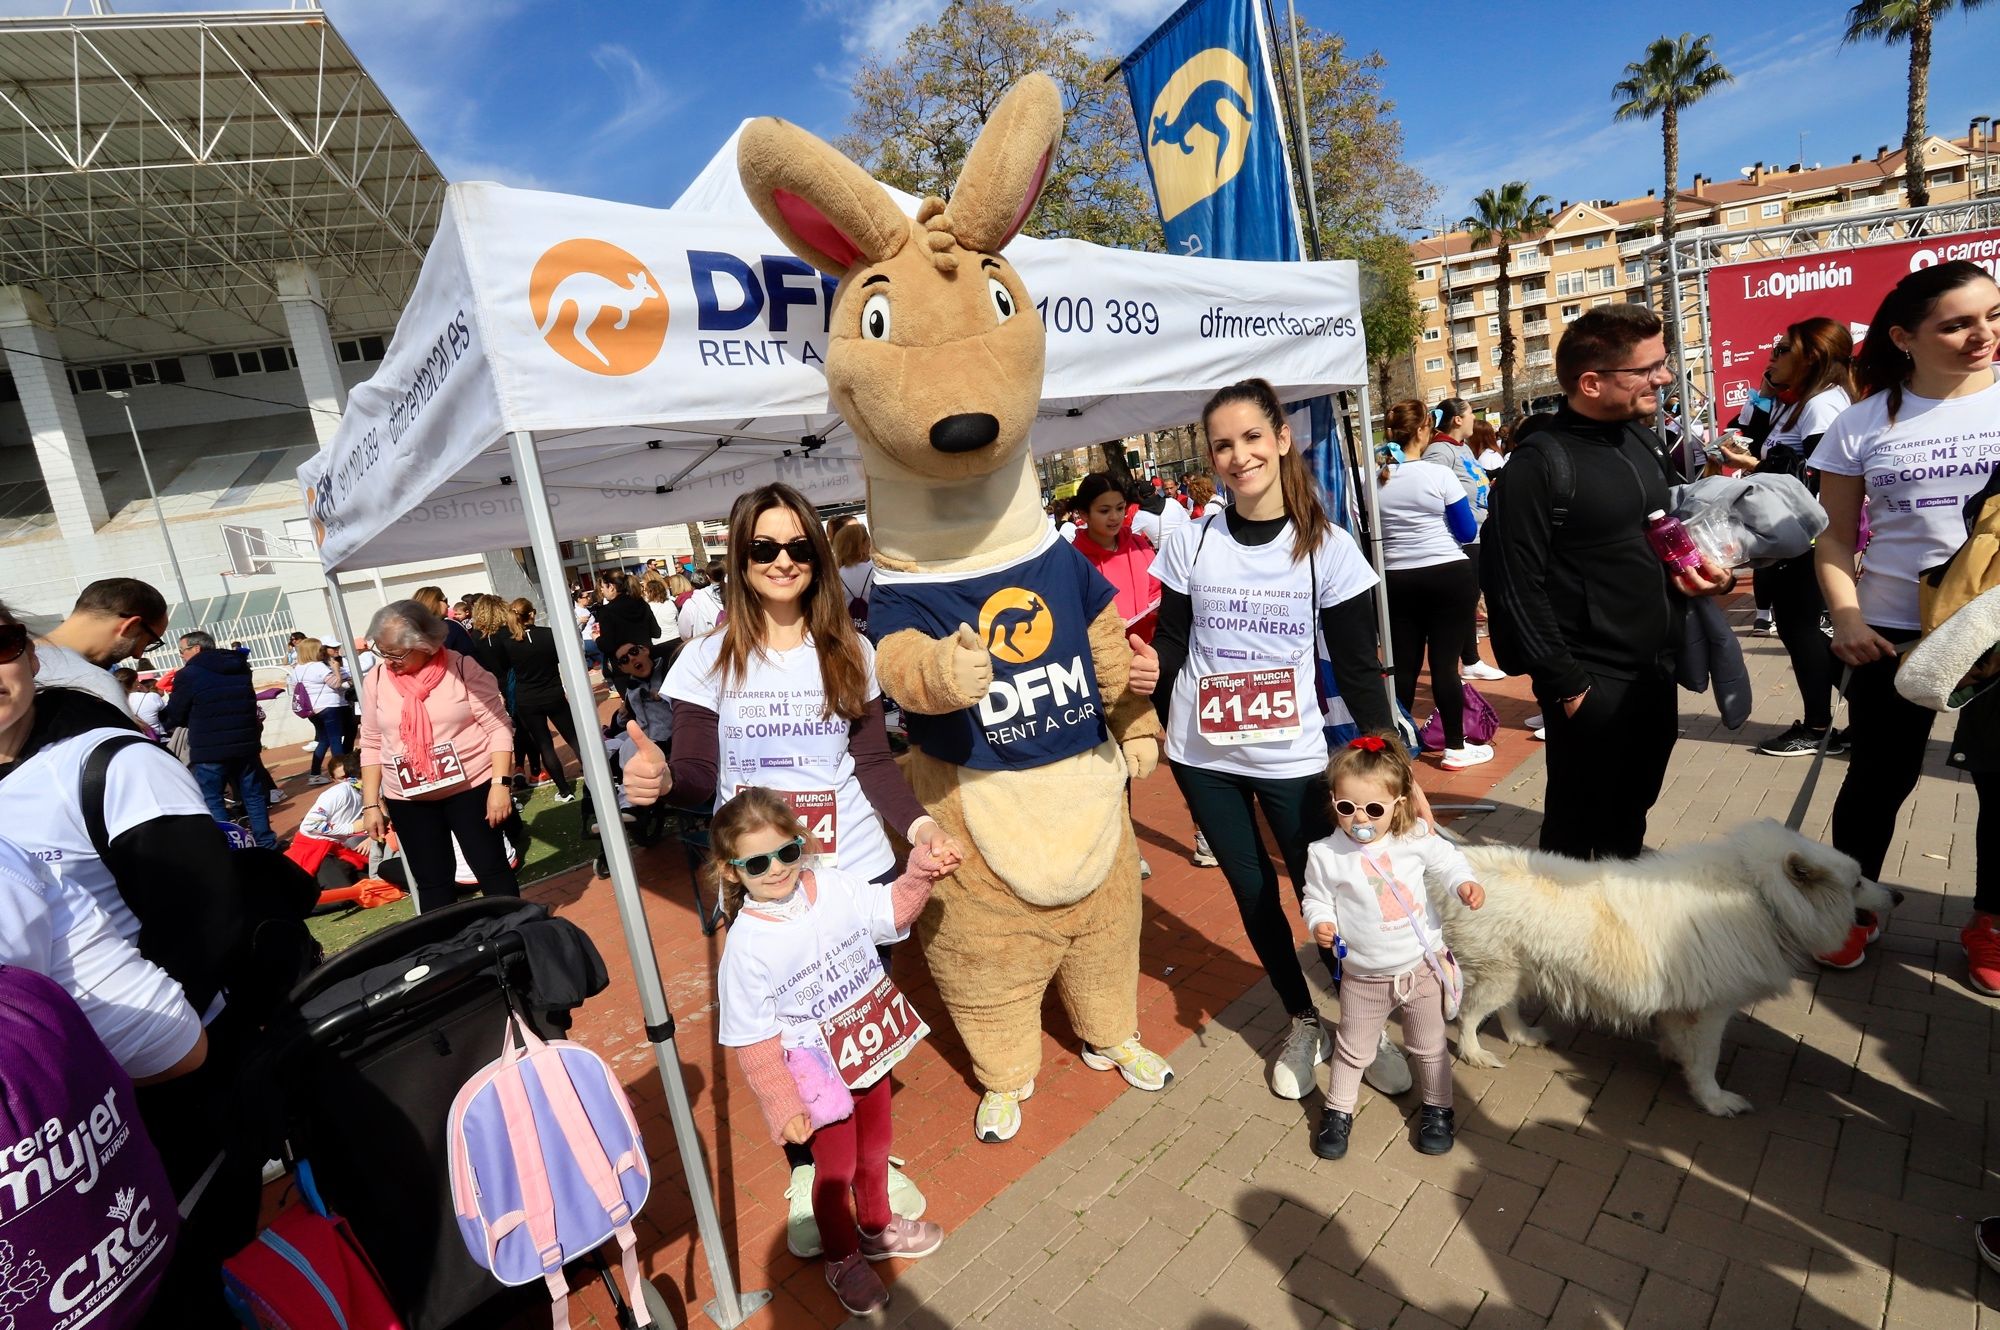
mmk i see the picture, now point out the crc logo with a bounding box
[529,239,667,375]
[1145,48,1255,223]
[978,587,1053,664]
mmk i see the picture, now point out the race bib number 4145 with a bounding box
[1196,668,1302,745]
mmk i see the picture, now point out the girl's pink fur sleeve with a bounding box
[735,1036,809,1144]
[890,843,950,931]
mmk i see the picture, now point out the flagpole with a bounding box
[1281,0,1322,262]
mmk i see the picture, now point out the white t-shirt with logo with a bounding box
[715,864,903,1051]
[665,632,894,878]
[0,728,215,952]
[0,835,202,1079]
[677,585,724,641]
[1812,379,2000,629]
[1376,462,1472,571]
[1765,385,1851,453]
[1155,513,1379,779]
[289,660,345,714]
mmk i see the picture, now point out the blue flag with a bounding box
[1120,0,1303,262]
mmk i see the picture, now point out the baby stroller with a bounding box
[270,897,673,1329]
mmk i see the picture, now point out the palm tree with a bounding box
[1463,183,1553,419]
[1844,0,1991,207]
[1613,33,1733,246]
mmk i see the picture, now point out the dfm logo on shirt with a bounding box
[978,588,1054,664]
[529,239,668,375]
[1145,49,1255,223]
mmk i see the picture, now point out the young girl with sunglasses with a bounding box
[1301,735,1483,1163]
[620,482,963,1256]
[711,787,954,1315]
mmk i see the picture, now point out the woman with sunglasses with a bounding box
[620,482,963,1258]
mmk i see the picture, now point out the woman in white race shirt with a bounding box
[288,636,348,785]
[1716,317,1854,759]
[1814,261,2000,978]
[1153,378,1426,1102]
[1379,400,1490,770]
[619,482,961,1259]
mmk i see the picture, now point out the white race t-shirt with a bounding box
[1129,498,1191,551]
[1765,385,1851,453]
[1155,513,1379,779]
[32,643,133,717]
[665,632,894,878]
[677,586,724,641]
[129,692,165,733]
[289,660,344,714]
[300,780,367,848]
[1812,379,2000,628]
[0,836,201,1079]
[715,865,903,1051]
[648,600,681,644]
[0,728,215,949]
[1376,462,1472,571]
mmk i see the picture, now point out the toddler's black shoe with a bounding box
[1312,1106,1352,1160]
[1418,1105,1456,1155]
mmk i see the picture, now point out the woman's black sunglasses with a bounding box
[0,623,28,666]
[727,835,806,877]
[746,537,817,566]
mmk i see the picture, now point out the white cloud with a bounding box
[590,42,681,138]
[430,152,549,191]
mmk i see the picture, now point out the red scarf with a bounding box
[386,648,451,782]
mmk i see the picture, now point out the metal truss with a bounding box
[0,5,445,361]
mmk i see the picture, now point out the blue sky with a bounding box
[13,1,2000,229]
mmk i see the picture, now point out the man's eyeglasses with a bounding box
[747,537,817,566]
[1594,360,1671,380]
[727,836,806,877]
[0,623,30,666]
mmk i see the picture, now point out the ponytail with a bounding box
[1380,398,1431,486]
[1201,378,1328,563]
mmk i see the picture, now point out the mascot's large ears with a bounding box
[946,71,1062,254]
[738,118,911,278]
[739,72,1063,278]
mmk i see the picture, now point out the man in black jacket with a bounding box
[1482,305,1736,859]
[162,629,275,848]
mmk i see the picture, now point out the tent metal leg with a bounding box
[505,430,769,1328]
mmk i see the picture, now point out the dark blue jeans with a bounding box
[193,756,275,849]
[310,709,346,776]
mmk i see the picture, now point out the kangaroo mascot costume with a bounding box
[739,74,1173,1143]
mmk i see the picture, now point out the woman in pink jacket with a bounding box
[358,598,518,910]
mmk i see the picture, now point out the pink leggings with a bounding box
[1325,966,1452,1113]
[811,1078,893,1261]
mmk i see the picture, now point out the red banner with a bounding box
[1706,228,2000,417]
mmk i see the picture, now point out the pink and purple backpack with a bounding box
[446,1011,652,1330]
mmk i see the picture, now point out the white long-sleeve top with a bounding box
[1301,825,1476,976]
[300,780,368,849]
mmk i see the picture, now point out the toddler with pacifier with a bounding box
[1303,734,1483,1161]
[711,786,958,1315]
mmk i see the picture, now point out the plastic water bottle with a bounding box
[1645,510,1704,574]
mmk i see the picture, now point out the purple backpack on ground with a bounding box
[1418,683,1500,751]
[0,966,178,1330]
[446,1011,651,1330]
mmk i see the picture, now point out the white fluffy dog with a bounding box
[1436,820,1901,1116]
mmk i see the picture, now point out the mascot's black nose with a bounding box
[930,413,999,454]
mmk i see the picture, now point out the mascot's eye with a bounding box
[861,292,892,341]
[988,277,1015,322]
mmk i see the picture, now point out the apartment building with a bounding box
[1403,130,1999,417]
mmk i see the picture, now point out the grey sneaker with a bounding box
[1363,1031,1413,1095]
[1270,1012,1330,1099]
[1191,828,1218,868]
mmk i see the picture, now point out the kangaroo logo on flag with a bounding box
[1145,49,1255,223]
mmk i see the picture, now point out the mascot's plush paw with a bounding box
[948,624,994,706]
[1122,735,1159,782]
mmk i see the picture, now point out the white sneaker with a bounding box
[1460,661,1507,681]
[1270,1012,1329,1099]
[1442,743,1494,771]
[785,1164,821,1258]
[1525,712,1545,729]
[306,774,332,787]
[1362,1032,1413,1095]
[1191,829,1218,868]
[886,1158,926,1220]
[1533,726,1546,741]
[266,788,291,806]
[1139,855,1152,880]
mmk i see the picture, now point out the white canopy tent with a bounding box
[298,171,1378,1327]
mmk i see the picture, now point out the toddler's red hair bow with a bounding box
[1348,735,1388,753]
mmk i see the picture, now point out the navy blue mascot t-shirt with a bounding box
[869,529,1117,771]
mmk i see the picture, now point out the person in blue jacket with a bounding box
[161,630,275,848]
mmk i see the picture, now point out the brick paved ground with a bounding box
[846,598,2000,1330]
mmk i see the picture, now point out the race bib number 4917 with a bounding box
[824,975,929,1090]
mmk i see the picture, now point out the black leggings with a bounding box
[387,783,521,912]
[1830,626,1929,884]
[1764,557,1837,730]
[1386,560,1480,749]
[516,699,581,796]
[1459,544,1483,667]
[1170,761,1339,1016]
